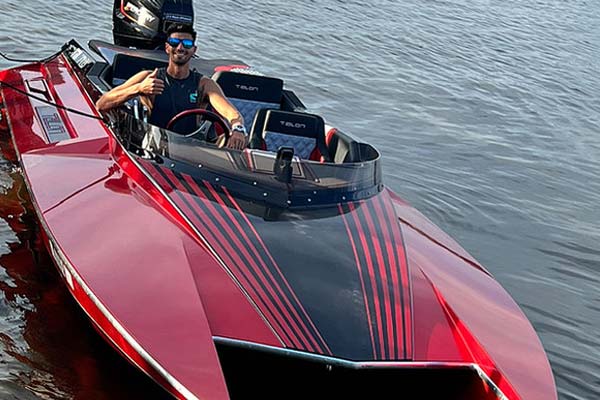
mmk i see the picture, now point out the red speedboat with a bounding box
[0,2,557,399]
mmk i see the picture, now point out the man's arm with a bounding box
[202,77,247,150]
[96,69,164,112]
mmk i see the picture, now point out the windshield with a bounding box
[112,111,382,209]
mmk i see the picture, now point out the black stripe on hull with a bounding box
[144,161,331,355]
[200,180,331,354]
[138,158,411,361]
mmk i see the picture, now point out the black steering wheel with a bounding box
[166,109,231,146]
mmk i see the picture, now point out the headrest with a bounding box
[213,71,283,103]
[261,110,325,138]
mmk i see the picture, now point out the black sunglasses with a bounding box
[166,37,195,49]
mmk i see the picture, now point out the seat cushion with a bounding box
[264,131,317,159]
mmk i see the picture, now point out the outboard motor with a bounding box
[112,0,194,49]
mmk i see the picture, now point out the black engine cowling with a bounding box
[112,0,194,49]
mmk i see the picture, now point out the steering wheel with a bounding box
[166,109,231,146]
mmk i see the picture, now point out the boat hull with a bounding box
[0,42,557,400]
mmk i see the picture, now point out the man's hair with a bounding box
[165,24,197,41]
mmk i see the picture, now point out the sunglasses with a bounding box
[166,37,195,49]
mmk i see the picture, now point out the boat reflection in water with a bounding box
[0,137,171,399]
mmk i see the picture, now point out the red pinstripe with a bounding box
[158,168,296,348]
[220,186,332,355]
[362,198,395,359]
[204,182,328,353]
[349,201,385,359]
[339,203,377,359]
[371,195,404,359]
[189,177,314,351]
[382,193,413,358]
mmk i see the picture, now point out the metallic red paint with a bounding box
[0,46,558,400]
[394,196,557,400]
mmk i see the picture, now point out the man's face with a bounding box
[165,32,196,66]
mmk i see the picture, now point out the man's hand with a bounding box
[224,130,248,150]
[138,69,164,96]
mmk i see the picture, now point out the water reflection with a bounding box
[0,156,170,399]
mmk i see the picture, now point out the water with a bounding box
[1,1,599,398]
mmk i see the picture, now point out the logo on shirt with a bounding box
[189,91,198,103]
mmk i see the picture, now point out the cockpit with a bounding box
[76,40,382,208]
[88,40,376,164]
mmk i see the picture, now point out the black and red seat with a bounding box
[249,109,332,162]
[212,71,284,133]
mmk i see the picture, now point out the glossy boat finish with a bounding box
[1,55,232,399]
[0,43,557,400]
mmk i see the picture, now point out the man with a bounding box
[96,24,247,150]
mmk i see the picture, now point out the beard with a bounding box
[171,50,191,66]
[173,57,188,66]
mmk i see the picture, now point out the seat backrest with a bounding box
[213,71,283,132]
[326,129,362,163]
[112,53,167,86]
[249,109,331,161]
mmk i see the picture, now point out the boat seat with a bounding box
[249,109,332,162]
[111,53,167,86]
[326,128,362,163]
[212,71,283,132]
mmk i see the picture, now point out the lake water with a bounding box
[0,1,599,399]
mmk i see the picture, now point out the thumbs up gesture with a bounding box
[139,68,164,96]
